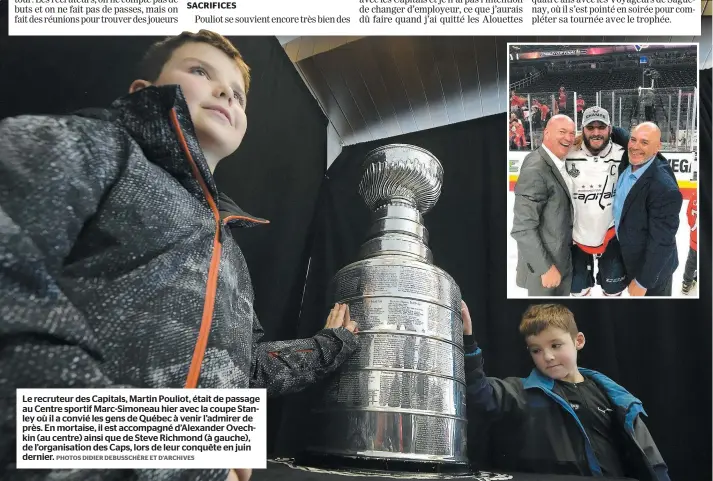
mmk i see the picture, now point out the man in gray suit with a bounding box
[511,115,575,296]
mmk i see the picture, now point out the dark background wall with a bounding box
[0,25,710,480]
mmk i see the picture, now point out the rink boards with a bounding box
[508,150,698,199]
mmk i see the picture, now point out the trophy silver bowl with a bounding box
[306,144,468,468]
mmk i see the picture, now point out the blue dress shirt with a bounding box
[613,157,655,237]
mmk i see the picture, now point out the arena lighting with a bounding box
[513,44,687,61]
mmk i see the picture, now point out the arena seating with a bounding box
[517,69,639,108]
[514,67,697,140]
[655,67,697,88]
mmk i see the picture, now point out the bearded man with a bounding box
[565,107,627,296]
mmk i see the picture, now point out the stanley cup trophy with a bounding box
[304,144,468,471]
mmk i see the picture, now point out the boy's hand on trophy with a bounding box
[324,303,345,328]
[325,303,358,333]
[461,301,473,336]
[343,303,358,333]
[227,469,252,481]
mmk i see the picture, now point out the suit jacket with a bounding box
[616,153,682,289]
[511,147,573,288]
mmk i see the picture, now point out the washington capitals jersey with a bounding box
[565,142,625,252]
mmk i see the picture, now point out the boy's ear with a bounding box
[129,79,152,94]
[575,332,586,350]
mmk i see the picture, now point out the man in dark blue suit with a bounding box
[613,122,682,296]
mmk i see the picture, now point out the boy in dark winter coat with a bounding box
[0,31,358,481]
[462,302,669,481]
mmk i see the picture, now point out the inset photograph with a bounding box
[507,44,699,298]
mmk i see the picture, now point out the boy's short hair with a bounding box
[519,304,578,339]
[138,30,251,94]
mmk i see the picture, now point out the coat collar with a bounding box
[218,192,269,228]
[522,367,644,413]
[538,146,572,205]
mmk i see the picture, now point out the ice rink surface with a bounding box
[506,192,697,298]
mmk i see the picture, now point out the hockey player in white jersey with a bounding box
[566,107,627,296]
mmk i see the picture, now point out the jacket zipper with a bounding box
[268,348,314,358]
[168,108,223,389]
